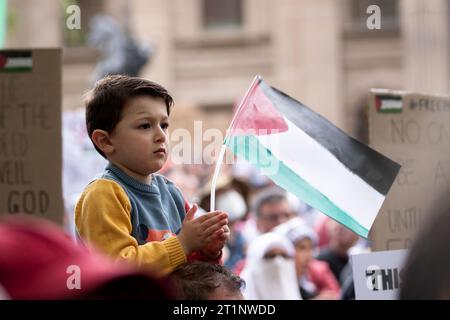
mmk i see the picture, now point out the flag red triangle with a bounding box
[230,82,288,136]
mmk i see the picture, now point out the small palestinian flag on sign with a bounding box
[375,94,402,113]
[0,50,33,73]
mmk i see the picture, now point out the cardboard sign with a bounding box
[352,249,407,300]
[0,49,63,225]
[368,89,450,250]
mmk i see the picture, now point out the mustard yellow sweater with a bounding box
[75,163,188,277]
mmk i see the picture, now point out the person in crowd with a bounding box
[168,261,245,300]
[315,216,332,250]
[316,219,360,284]
[274,217,340,299]
[0,217,171,299]
[241,186,297,245]
[240,232,302,300]
[75,75,229,277]
[400,190,450,299]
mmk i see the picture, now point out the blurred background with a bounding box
[1,0,450,300]
[2,0,449,236]
[2,0,449,141]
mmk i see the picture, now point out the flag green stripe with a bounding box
[0,66,32,73]
[379,108,402,114]
[226,135,370,238]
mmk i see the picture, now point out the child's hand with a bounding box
[201,224,230,260]
[177,204,228,255]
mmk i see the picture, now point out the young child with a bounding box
[75,75,229,277]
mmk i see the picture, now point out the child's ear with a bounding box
[91,129,114,156]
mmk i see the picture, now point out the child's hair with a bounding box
[84,75,174,158]
[168,261,245,300]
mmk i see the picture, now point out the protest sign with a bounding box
[0,49,63,224]
[352,249,407,300]
[369,89,450,250]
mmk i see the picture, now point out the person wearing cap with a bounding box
[274,217,340,300]
[168,261,245,300]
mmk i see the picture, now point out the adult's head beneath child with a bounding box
[84,75,174,184]
[168,261,245,300]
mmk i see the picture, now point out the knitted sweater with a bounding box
[75,163,220,276]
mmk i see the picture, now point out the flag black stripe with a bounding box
[259,79,400,196]
[0,50,32,59]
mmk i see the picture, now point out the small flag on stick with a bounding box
[211,76,400,238]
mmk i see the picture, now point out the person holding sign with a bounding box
[75,75,229,277]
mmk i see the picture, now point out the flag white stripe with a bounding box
[381,99,402,110]
[256,117,385,230]
[5,58,32,68]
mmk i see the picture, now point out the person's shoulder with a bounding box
[76,179,131,215]
[83,178,127,196]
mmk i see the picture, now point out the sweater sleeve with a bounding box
[75,179,187,277]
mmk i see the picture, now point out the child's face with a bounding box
[108,96,169,182]
[294,238,314,277]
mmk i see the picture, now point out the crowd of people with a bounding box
[0,160,367,300]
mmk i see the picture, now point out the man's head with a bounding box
[85,75,173,180]
[252,187,295,233]
[168,262,245,300]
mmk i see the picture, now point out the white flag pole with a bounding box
[210,75,261,212]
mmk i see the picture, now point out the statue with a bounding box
[87,15,153,83]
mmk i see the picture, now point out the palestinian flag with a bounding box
[375,94,402,113]
[0,50,33,73]
[225,76,400,238]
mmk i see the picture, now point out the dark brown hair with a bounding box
[168,261,245,300]
[84,75,174,158]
